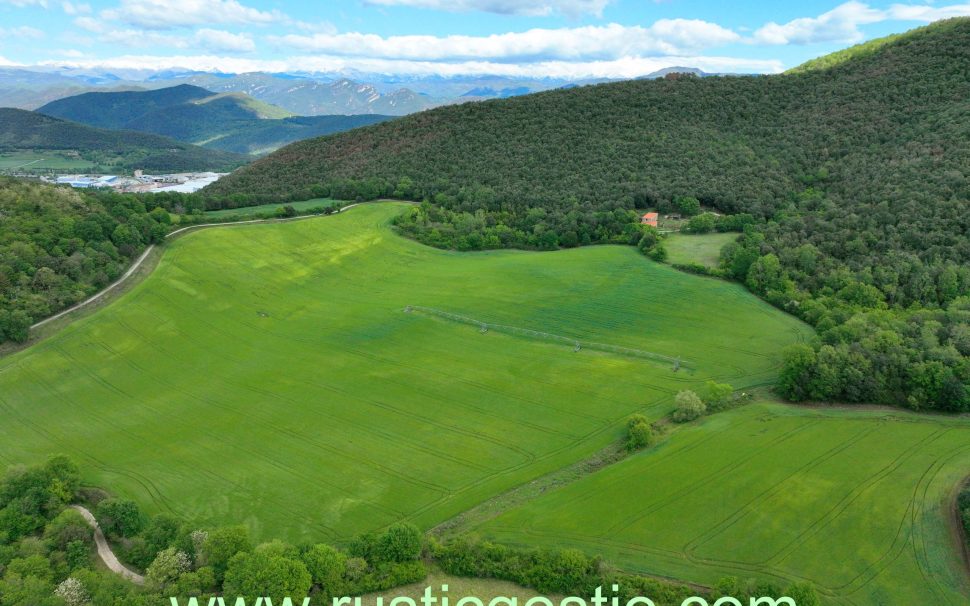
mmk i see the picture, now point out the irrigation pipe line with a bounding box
[405,305,691,370]
[30,203,363,331]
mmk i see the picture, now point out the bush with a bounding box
[95,499,144,538]
[684,213,717,233]
[42,509,92,551]
[671,390,706,423]
[146,547,191,591]
[626,415,658,451]
[222,551,312,602]
[375,523,423,563]
[703,381,734,412]
[202,525,252,582]
[301,543,346,595]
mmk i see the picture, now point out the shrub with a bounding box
[202,525,252,582]
[703,381,734,412]
[626,415,658,451]
[146,548,191,590]
[222,551,312,602]
[301,543,346,595]
[54,577,89,606]
[95,499,144,538]
[376,524,423,563]
[671,390,706,423]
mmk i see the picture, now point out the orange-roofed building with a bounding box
[641,212,659,227]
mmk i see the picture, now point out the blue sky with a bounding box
[0,0,968,77]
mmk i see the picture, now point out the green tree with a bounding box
[95,499,143,538]
[784,582,820,606]
[375,523,423,563]
[703,381,734,412]
[202,525,252,582]
[685,213,717,233]
[146,548,191,591]
[222,551,312,602]
[778,344,817,401]
[301,544,346,595]
[671,390,706,423]
[746,254,784,295]
[626,414,658,451]
[674,196,701,216]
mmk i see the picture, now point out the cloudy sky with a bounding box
[0,0,968,77]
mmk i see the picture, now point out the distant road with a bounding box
[30,203,363,332]
[70,505,146,585]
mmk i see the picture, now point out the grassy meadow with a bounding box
[0,203,808,544]
[204,198,339,218]
[0,151,95,171]
[664,232,738,268]
[476,401,970,605]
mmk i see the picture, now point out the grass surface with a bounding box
[476,401,970,605]
[664,232,738,268]
[0,151,95,171]
[204,198,338,218]
[0,203,807,545]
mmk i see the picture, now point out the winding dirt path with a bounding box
[70,505,146,585]
[30,203,363,332]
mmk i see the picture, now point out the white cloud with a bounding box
[752,1,884,45]
[0,0,49,7]
[364,0,611,17]
[73,18,254,52]
[887,2,970,21]
[35,52,782,78]
[61,1,90,14]
[752,2,970,45]
[102,0,283,30]
[271,20,740,62]
[0,25,44,39]
[194,28,254,53]
[73,17,170,47]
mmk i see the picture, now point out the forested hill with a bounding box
[209,18,969,227]
[37,84,394,155]
[0,108,247,172]
[36,84,213,129]
[208,19,970,412]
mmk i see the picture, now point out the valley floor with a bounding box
[0,203,965,605]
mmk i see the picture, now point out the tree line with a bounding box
[0,179,170,344]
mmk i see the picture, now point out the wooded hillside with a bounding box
[207,19,970,411]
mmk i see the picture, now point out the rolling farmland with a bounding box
[0,203,808,543]
[476,402,970,605]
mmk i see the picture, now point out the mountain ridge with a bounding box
[0,108,247,172]
[37,85,395,155]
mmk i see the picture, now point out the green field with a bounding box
[0,151,95,171]
[0,203,808,545]
[205,198,339,218]
[664,232,738,268]
[477,402,970,605]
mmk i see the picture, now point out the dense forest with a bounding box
[205,19,970,411]
[0,179,170,343]
[0,457,816,605]
[0,109,246,172]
